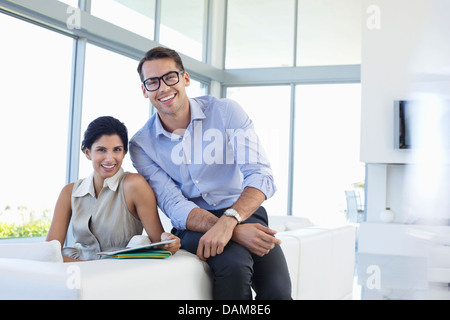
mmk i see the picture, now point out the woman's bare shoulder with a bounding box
[124,172,147,184]
[60,182,75,196]
[123,172,153,192]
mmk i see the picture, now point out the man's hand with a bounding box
[232,223,281,256]
[196,215,238,261]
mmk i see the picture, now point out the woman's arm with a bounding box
[46,183,81,262]
[123,173,180,255]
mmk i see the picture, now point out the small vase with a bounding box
[380,208,395,223]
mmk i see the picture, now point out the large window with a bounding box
[297,0,361,66]
[160,0,207,61]
[226,84,363,222]
[90,0,156,39]
[226,86,291,216]
[0,14,73,238]
[226,0,296,68]
[226,0,361,68]
[293,83,363,225]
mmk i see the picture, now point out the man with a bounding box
[129,46,291,300]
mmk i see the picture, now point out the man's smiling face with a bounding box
[140,58,190,118]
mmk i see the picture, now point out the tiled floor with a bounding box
[353,253,450,300]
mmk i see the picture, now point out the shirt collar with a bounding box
[72,168,124,198]
[189,98,206,122]
[154,98,206,138]
[155,113,169,138]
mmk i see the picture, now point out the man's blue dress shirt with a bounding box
[129,95,276,230]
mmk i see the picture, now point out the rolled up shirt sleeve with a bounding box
[240,164,276,200]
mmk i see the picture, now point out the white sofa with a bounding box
[0,216,356,300]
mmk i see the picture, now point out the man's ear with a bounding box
[141,84,149,98]
[183,71,191,88]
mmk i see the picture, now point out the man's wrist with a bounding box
[220,214,239,230]
[186,207,218,233]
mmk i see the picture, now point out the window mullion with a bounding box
[66,37,86,184]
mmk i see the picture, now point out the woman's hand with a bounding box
[157,232,181,255]
[63,255,83,262]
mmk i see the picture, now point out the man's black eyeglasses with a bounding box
[142,71,184,92]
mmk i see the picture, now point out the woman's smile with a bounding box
[101,163,117,172]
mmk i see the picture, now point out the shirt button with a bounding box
[203,193,208,197]
[195,180,199,184]
[212,203,217,207]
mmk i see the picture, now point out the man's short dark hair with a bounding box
[137,46,185,82]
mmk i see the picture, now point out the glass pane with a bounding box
[226,0,295,69]
[186,78,209,98]
[0,14,72,238]
[297,0,361,66]
[91,0,155,39]
[160,0,206,61]
[226,86,291,216]
[293,83,363,225]
[79,44,152,178]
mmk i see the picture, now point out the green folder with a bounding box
[102,249,172,259]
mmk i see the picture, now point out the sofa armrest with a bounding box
[281,225,356,300]
[0,258,79,299]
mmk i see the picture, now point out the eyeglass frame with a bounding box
[142,70,185,92]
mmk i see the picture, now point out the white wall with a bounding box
[360,0,450,164]
[361,0,450,232]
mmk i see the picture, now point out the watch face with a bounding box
[225,209,241,222]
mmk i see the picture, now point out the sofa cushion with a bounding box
[0,240,63,263]
[70,250,213,299]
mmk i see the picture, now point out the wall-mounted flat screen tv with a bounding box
[394,100,413,149]
[394,100,450,149]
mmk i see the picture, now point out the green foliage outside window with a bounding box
[0,220,51,238]
[0,206,51,239]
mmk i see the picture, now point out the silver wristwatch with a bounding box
[224,208,242,223]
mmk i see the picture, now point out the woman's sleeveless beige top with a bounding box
[62,168,143,260]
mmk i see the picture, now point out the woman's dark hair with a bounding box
[137,46,185,82]
[81,116,128,154]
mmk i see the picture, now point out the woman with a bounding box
[47,116,180,262]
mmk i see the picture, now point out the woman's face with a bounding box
[84,134,125,181]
